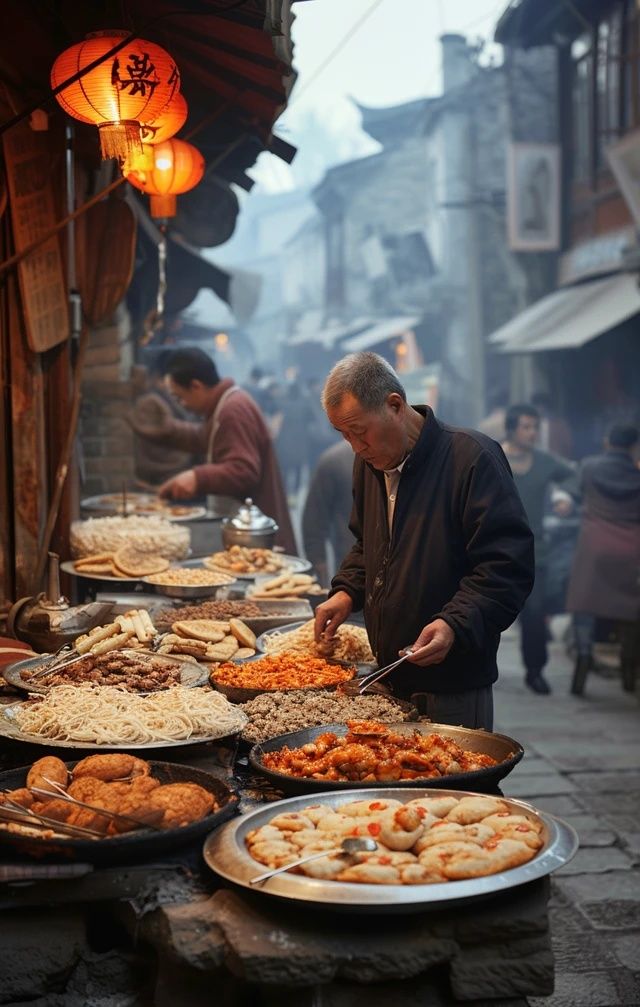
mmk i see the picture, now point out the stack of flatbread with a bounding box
[73,546,169,579]
[158,618,257,662]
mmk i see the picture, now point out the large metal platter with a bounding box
[0,700,245,751]
[210,660,357,705]
[60,560,142,584]
[3,649,210,695]
[0,760,238,865]
[143,567,237,599]
[204,554,312,581]
[249,722,524,795]
[80,494,206,522]
[203,786,578,913]
[255,620,377,673]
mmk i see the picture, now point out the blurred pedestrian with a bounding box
[531,391,573,459]
[302,440,354,587]
[477,386,509,443]
[502,404,577,695]
[129,352,198,488]
[129,346,296,553]
[307,377,337,468]
[275,383,310,500]
[567,424,640,696]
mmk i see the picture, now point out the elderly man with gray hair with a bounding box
[314,352,535,730]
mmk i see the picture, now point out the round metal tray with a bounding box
[0,760,238,864]
[203,786,578,913]
[249,722,524,795]
[210,659,357,705]
[204,554,311,581]
[0,701,245,751]
[60,560,142,584]
[255,620,376,673]
[81,494,206,522]
[3,649,210,695]
[143,567,237,599]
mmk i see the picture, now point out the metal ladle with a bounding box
[249,836,378,885]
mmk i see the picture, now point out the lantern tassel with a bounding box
[150,194,176,218]
[99,121,142,164]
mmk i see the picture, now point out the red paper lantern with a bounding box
[126,138,205,218]
[141,91,188,146]
[51,30,180,163]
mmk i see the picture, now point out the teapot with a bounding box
[221,498,278,550]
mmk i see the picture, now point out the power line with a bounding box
[288,0,388,105]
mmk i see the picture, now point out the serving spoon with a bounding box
[249,836,378,885]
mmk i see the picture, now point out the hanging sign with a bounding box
[2,121,69,352]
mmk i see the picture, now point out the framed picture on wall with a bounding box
[507,142,561,252]
[607,128,640,228]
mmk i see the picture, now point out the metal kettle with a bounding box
[221,498,278,550]
[7,552,114,653]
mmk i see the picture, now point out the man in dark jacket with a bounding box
[314,353,534,730]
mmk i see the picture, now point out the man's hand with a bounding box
[314,590,353,642]
[405,618,455,667]
[159,469,197,500]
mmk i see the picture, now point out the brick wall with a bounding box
[79,306,137,497]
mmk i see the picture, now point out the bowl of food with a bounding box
[209,652,356,704]
[143,567,237,599]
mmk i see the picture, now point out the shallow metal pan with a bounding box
[210,660,357,705]
[203,554,311,581]
[248,722,524,795]
[0,760,238,865]
[3,649,209,695]
[203,786,578,913]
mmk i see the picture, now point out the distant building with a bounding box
[280,35,556,425]
[492,0,640,457]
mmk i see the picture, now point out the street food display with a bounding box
[143,568,236,589]
[74,609,158,653]
[0,754,219,840]
[8,683,247,746]
[17,651,190,692]
[158,618,257,661]
[155,599,294,630]
[260,620,375,664]
[239,690,415,744]
[71,515,190,562]
[260,722,501,783]
[244,792,544,884]
[212,653,355,693]
[204,545,289,576]
[248,572,326,600]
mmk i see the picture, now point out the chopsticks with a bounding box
[0,800,105,840]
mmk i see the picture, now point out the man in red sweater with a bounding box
[130,347,296,554]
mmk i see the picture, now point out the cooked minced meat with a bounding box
[240,690,413,744]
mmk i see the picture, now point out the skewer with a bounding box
[0,802,105,839]
[33,777,163,832]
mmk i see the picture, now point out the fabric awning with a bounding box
[341,315,420,353]
[488,273,640,353]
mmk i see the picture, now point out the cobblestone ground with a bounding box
[494,620,640,1007]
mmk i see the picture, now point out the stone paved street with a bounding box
[494,621,640,1007]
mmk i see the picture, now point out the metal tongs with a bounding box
[356,647,414,694]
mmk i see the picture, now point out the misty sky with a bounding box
[251,0,506,190]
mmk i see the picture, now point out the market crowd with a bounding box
[129,347,640,715]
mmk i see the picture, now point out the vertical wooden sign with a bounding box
[2,121,69,352]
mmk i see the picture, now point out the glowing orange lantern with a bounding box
[51,30,180,163]
[125,138,205,218]
[141,91,188,146]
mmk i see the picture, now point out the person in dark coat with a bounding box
[313,352,534,730]
[502,404,577,695]
[302,440,355,587]
[129,347,296,554]
[567,424,640,696]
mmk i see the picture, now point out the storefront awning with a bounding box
[341,315,420,352]
[488,273,640,353]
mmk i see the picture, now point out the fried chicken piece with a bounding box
[72,754,149,782]
[27,756,69,792]
[67,777,110,803]
[149,782,216,829]
[36,798,75,824]
[2,788,34,809]
[67,804,111,834]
